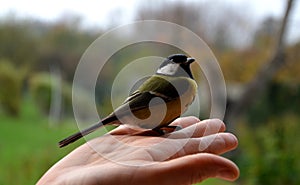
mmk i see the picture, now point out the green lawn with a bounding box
[0,99,82,184]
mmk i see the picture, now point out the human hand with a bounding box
[37,117,239,185]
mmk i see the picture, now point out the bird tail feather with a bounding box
[58,115,117,148]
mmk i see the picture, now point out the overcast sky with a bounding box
[1,0,299,41]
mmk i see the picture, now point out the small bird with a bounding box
[59,54,197,147]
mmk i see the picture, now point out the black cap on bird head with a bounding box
[156,54,195,79]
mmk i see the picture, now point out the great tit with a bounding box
[59,54,197,147]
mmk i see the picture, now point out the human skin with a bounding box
[37,117,239,185]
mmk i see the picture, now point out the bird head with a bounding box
[156,54,195,79]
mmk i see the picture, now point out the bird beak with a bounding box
[187,57,195,64]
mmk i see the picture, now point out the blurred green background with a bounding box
[0,0,300,184]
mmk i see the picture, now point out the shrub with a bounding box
[0,59,24,116]
[29,72,73,118]
[237,114,300,185]
[29,73,52,114]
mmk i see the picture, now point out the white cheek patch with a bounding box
[157,63,179,75]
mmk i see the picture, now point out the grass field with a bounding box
[0,99,234,185]
[0,99,83,184]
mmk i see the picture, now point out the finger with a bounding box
[172,133,238,159]
[150,153,239,184]
[169,116,200,128]
[167,119,226,139]
[109,125,142,135]
[147,133,237,161]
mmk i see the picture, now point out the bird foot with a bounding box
[153,125,182,135]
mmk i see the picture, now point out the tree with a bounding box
[225,0,296,128]
[134,1,253,50]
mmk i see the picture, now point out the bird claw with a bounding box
[153,125,182,135]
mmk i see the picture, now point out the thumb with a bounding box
[153,153,239,185]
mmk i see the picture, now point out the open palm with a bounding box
[38,117,239,185]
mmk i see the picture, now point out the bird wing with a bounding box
[116,75,192,115]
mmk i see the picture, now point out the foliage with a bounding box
[38,20,97,81]
[0,60,25,116]
[235,82,300,185]
[134,0,251,50]
[29,72,72,117]
[237,114,300,185]
[276,42,300,83]
[29,73,52,114]
[247,82,300,124]
[218,47,272,83]
[0,15,98,82]
[0,17,38,66]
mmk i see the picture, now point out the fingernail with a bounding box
[217,169,236,180]
[228,134,238,147]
